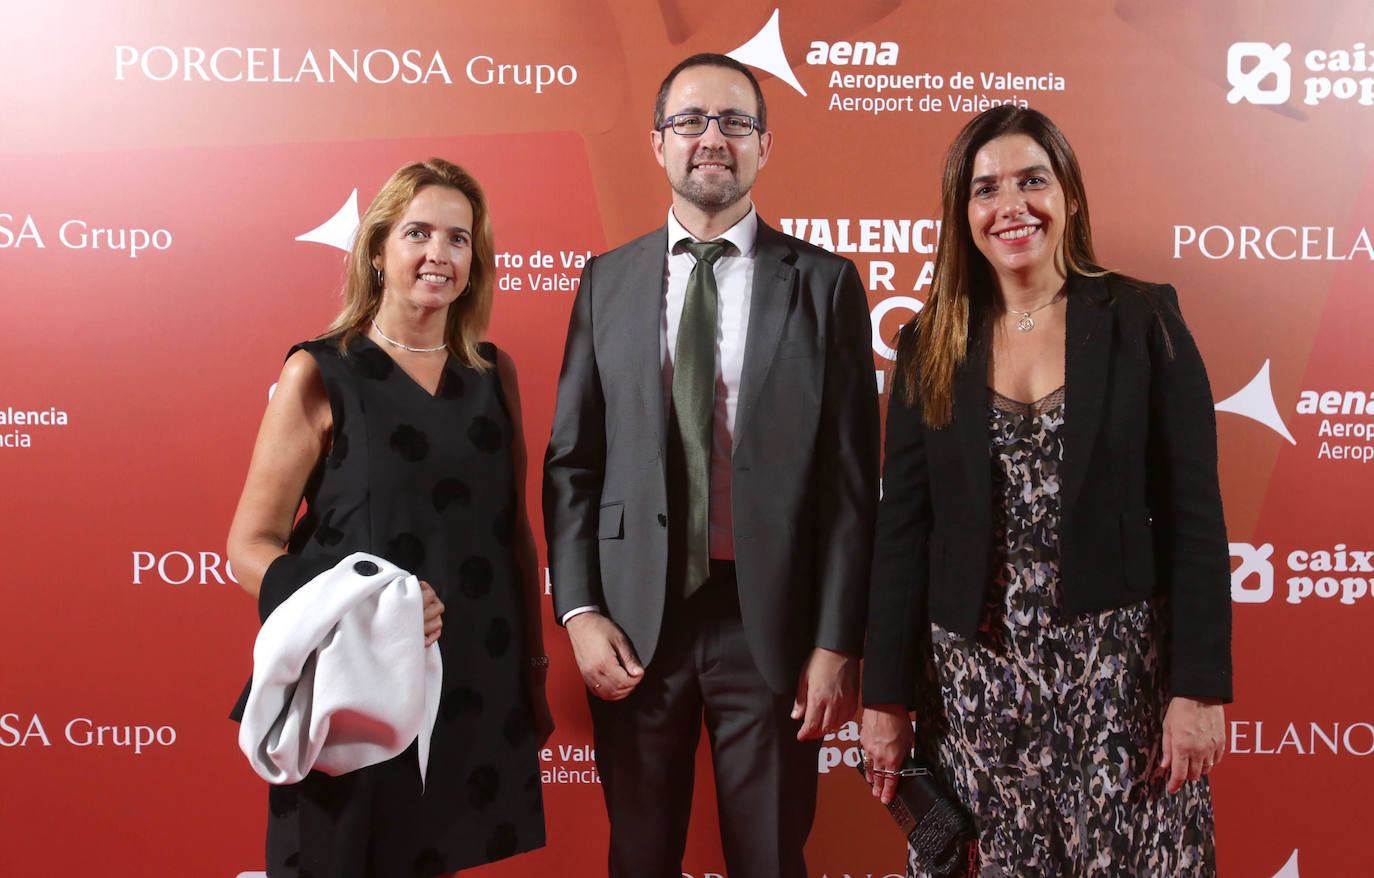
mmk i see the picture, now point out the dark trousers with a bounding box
[587,561,821,878]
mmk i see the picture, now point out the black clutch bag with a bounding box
[856,750,978,878]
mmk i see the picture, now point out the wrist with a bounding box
[1174,694,1223,706]
[865,702,908,713]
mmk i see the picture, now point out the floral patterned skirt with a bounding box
[909,393,1216,877]
[911,604,1216,877]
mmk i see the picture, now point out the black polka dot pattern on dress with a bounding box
[353,345,395,380]
[432,477,472,512]
[467,765,500,808]
[437,371,465,399]
[467,415,503,453]
[390,424,430,461]
[485,824,519,862]
[485,617,512,658]
[525,771,543,808]
[312,509,345,547]
[260,338,544,871]
[386,533,426,573]
[328,431,349,469]
[458,556,493,598]
[269,786,298,819]
[443,686,483,721]
[492,506,514,546]
[410,848,446,878]
[325,380,348,468]
[502,705,532,747]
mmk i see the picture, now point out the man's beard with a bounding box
[669,152,747,211]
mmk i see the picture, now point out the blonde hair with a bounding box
[325,158,495,370]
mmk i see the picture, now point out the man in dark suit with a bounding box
[543,53,880,877]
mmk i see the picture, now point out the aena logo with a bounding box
[726,9,900,99]
[296,189,360,252]
[726,9,808,96]
[1230,541,1275,603]
[1215,359,1296,444]
[1227,42,1292,105]
[1271,849,1301,878]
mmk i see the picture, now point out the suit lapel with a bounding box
[1061,274,1112,512]
[625,227,670,457]
[734,221,795,450]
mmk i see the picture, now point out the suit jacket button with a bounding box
[353,559,380,576]
[657,513,668,527]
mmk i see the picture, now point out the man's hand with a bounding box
[566,612,644,700]
[1160,696,1225,794]
[860,704,913,805]
[791,647,859,740]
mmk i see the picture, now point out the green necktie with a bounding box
[673,240,727,597]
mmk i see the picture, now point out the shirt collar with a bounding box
[666,204,758,258]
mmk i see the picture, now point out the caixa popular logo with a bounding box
[132,550,238,585]
[1227,40,1374,107]
[1230,541,1276,603]
[1231,542,1374,605]
[817,720,863,774]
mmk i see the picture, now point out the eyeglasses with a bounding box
[659,113,761,137]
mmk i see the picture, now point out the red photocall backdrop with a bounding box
[3,1,1372,875]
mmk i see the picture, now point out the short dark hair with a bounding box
[653,53,767,133]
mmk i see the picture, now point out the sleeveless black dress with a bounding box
[260,336,544,877]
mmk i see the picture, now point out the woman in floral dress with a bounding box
[860,107,1231,877]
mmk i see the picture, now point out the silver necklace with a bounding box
[1006,289,1065,332]
[372,319,446,353]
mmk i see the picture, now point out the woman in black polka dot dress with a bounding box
[229,159,550,877]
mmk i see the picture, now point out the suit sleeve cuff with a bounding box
[560,605,602,626]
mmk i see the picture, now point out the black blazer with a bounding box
[863,274,1232,707]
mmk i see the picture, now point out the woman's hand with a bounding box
[1160,696,1225,794]
[419,580,444,647]
[860,704,914,805]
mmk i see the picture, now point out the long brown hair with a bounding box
[898,106,1103,426]
[325,158,496,370]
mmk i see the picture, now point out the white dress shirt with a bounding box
[561,206,758,625]
[662,205,757,562]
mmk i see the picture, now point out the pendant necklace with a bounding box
[1007,288,1066,333]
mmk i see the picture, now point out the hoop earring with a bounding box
[375,267,385,289]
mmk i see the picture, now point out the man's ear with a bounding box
[756,130,774,171]
[650,129,666,169]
